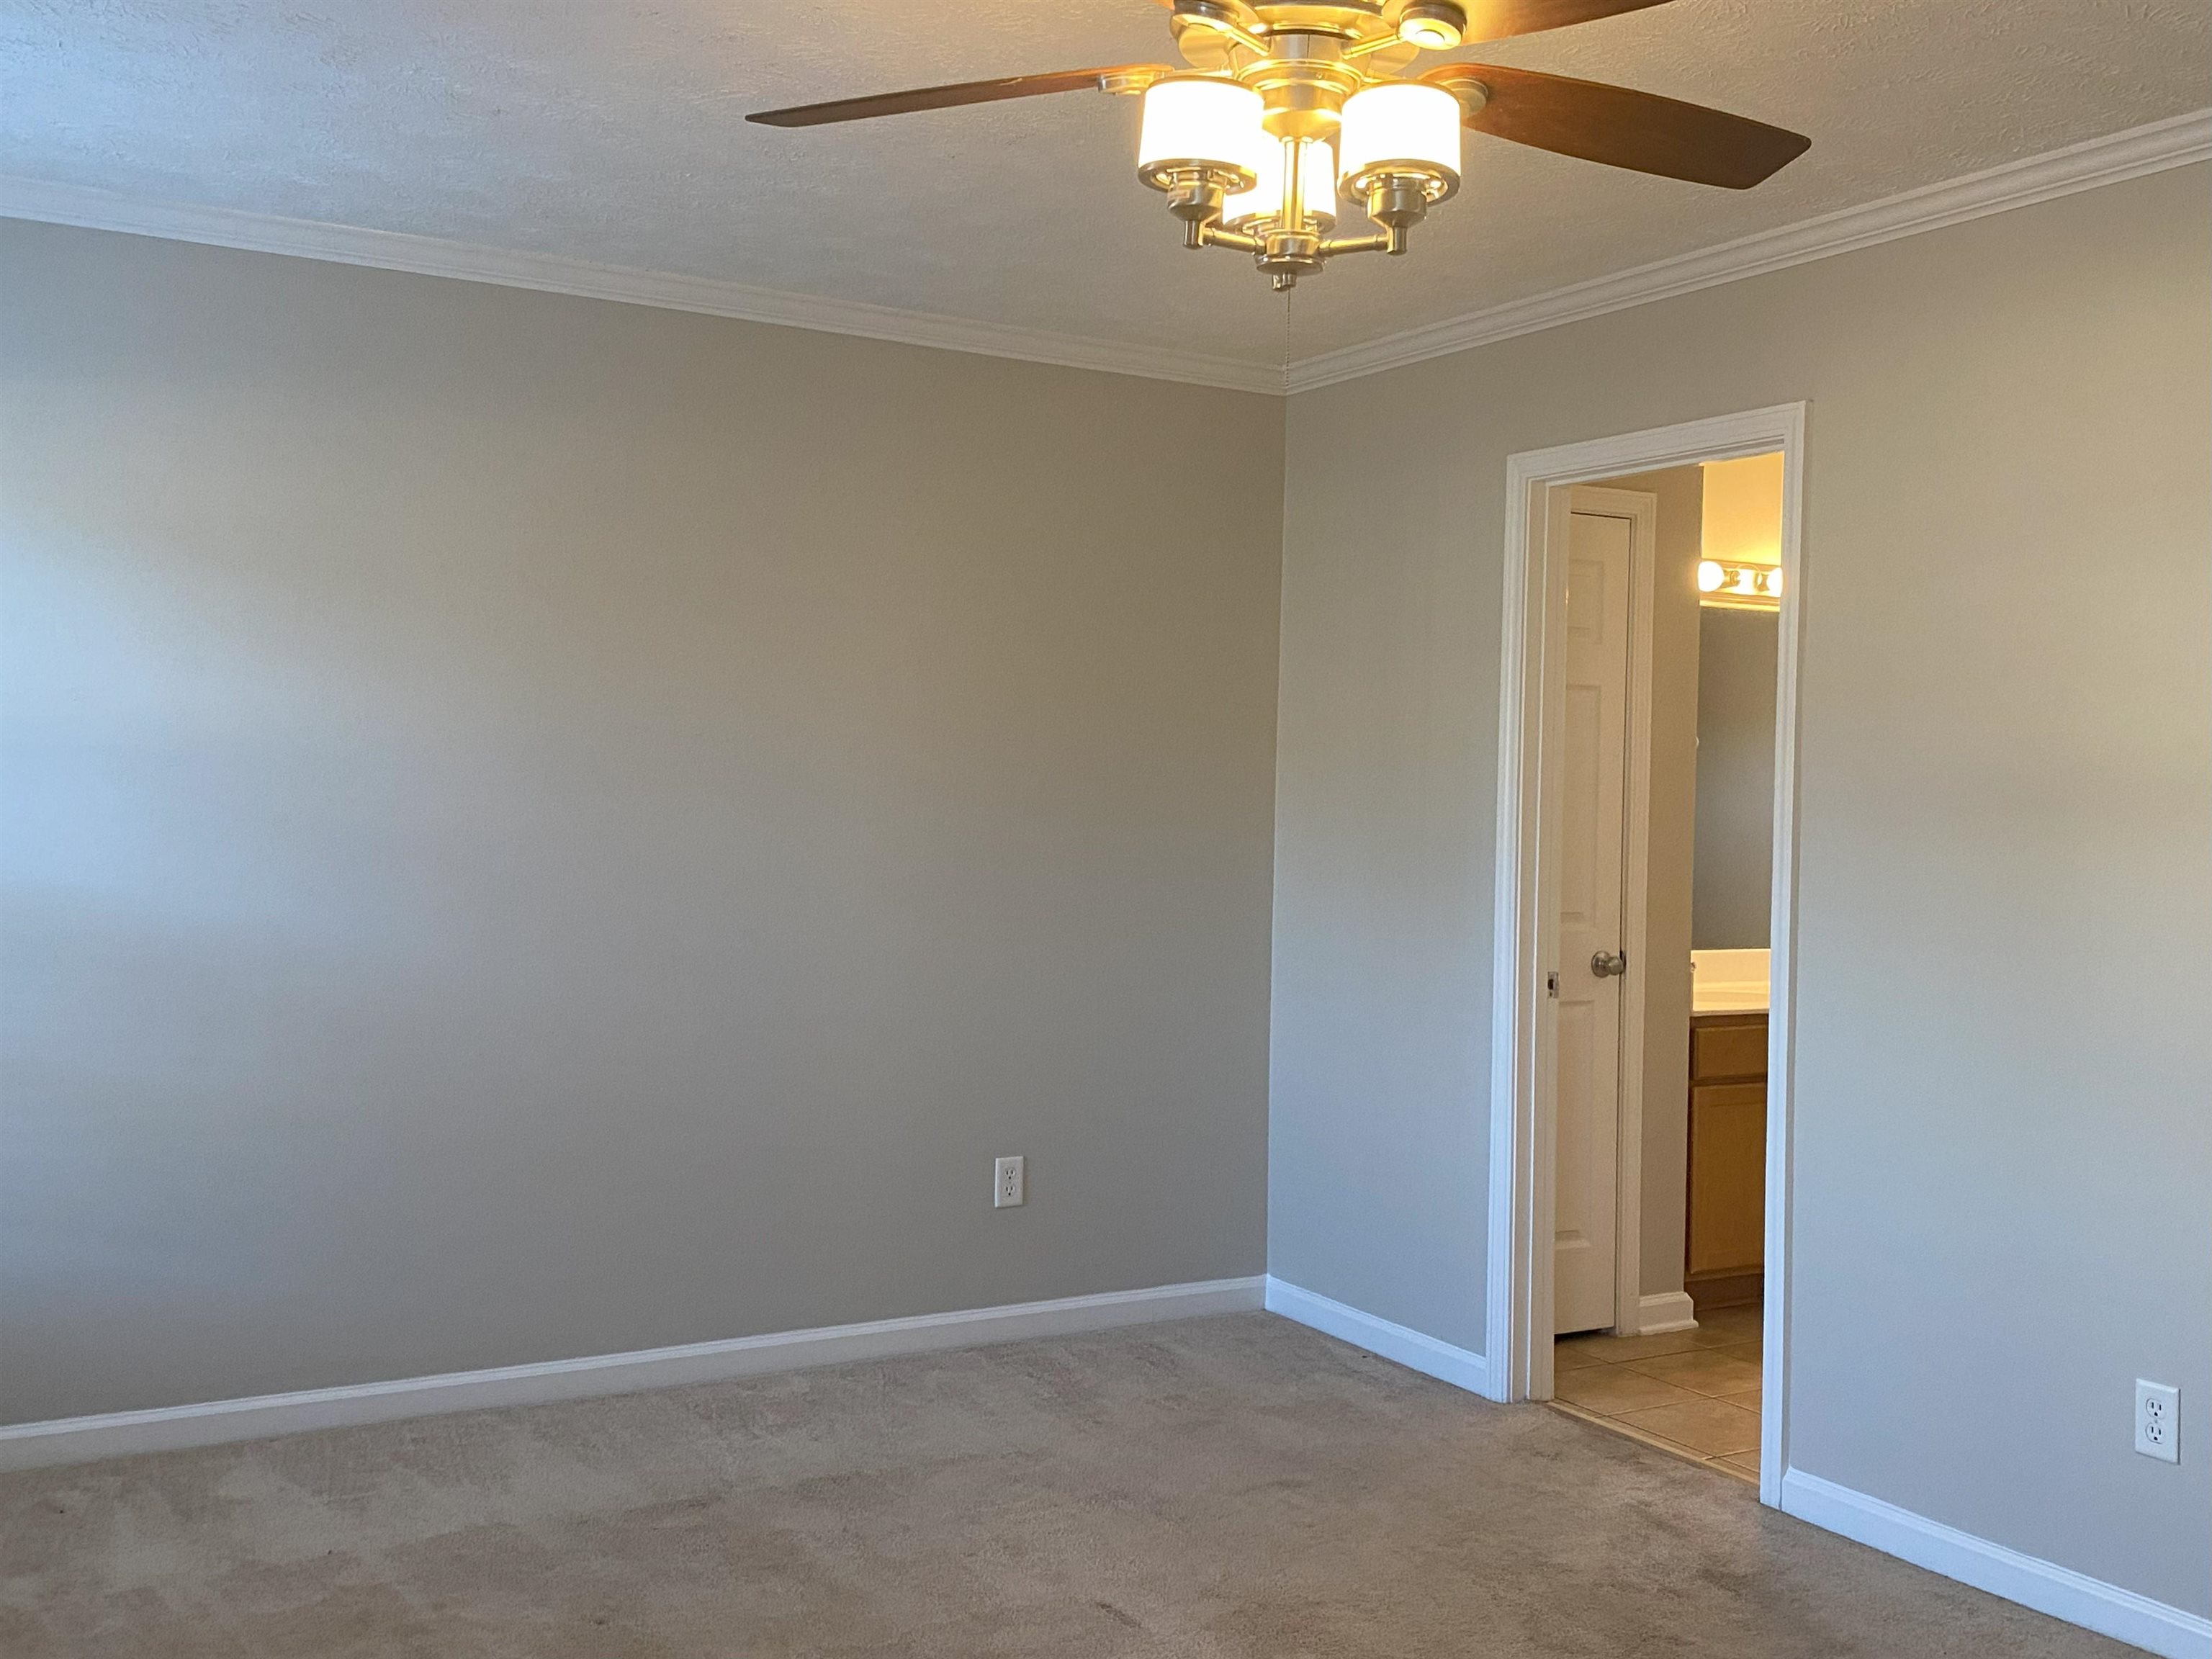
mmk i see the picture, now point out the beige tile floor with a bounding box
[1550,1303,1763,1483]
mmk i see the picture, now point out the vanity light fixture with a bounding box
[1698,559,1781,611]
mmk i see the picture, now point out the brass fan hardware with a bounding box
[748,0,1810,291]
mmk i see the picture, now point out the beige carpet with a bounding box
[0,1313,2131,1657]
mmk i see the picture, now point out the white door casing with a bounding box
[1552,489,1645,1335]
[1487,403,1806,1518]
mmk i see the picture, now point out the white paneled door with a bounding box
[1552,491,1639,1335]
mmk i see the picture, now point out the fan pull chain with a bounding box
[1281,284,1293,397]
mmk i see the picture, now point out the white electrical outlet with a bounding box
[2136,1380,2180,1463]
[993,1155,1025,1209]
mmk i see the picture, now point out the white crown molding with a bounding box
[0,176,1285,397]
[1264,1276,1494,1399]
[1285,109,2212,392]
[1781,1468,2212,1659]
[7,109,2206,400]
[0,1274,1264,1470]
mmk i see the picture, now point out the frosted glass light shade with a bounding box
[1225,138,1338,226]
[1337,82,1462,199]
[1137,77,1266,191]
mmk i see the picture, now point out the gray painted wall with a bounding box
[1270,166,2211,1612]
[1694,608,1779,950]
[0,220,1285,1424]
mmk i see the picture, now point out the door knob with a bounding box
[1591,950,1628,977]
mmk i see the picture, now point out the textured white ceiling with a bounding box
[3,1,2205,363]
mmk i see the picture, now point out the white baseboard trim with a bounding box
[1264,1276,1493,1399]
[1635,1291,1699,1334]
[1780,1468,2212,1659]
[0,1275,1265,1473]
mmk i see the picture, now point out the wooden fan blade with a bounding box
[1424,63,1809,188]
[749,65,1163,127]
[1458,0,1678,43]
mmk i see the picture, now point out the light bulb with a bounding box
[1225,138,1338,227]
[1137,77,1267,192]
[1398,2,1466,50]
[1697,559,1726,593]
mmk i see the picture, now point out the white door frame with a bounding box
[1484,403,1806,1513]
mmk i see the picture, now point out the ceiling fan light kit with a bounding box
[750,0,1812,293]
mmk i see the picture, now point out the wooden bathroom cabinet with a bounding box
[1686,1010,1768,1310]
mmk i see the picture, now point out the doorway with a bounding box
[1482,405,1804,1511]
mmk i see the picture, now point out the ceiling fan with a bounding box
[748,0,1811,291]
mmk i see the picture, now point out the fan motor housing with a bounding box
[1173,1,1453,139]
[1246,40,1364,140]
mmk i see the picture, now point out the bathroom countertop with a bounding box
[1691,989,1770,1015]
[1690,948,1771,1015]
